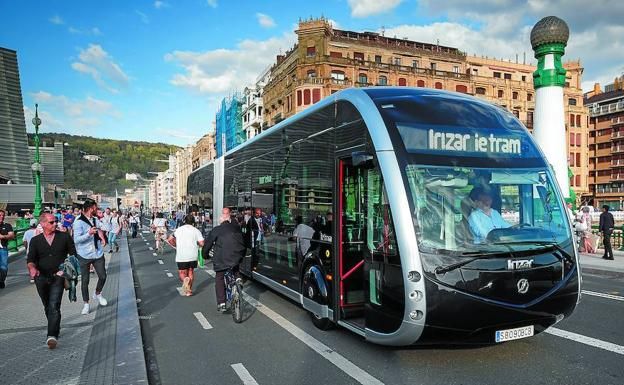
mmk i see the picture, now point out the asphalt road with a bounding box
[129,230,624,385]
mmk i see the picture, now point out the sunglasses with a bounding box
[47,220,58,224]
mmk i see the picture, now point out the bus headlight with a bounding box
[408,271,421,282]
[409,310,424,320]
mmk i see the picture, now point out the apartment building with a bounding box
[261,17,588,198]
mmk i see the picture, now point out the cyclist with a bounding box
[151,212,168,253]
[202,208,246,312]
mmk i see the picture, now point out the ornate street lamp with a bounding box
[31,104,44,217]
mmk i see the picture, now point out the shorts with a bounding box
[177,261,198,270]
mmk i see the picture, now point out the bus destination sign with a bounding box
[428,129,521,155]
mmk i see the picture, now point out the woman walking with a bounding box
[168,215,204,296]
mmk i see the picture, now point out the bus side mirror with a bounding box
[352,151,374,167]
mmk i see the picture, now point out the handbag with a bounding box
[198,249,204,268]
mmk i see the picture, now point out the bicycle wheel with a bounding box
[231,284,243,323]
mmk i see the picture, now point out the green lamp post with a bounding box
[32,104,43,217]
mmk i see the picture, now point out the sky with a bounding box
[1,0,623,147]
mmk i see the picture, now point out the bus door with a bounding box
[339,156,404,332]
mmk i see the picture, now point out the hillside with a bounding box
[28,133,180,194]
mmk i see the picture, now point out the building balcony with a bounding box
[612,116,624,126]
[590,100,624,117]
[611,159,624,167]
[611,174,624,181]
[612,145,624,153]
[596,147,612,157]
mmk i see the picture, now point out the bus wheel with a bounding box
[302,280,333,330]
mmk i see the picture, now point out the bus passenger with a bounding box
[468,188,510,243]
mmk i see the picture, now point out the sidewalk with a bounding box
[579,248,624,277]
[0,233,147,385]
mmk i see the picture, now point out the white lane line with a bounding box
[243,294,383,384]
[176,287,186,296]
[149,247,154,251]
[193,312,213,330]
[231,363,258,385]
[153,253,158,256]
[546,327,624,355]
[166,272,174,278]
[157,259,164,265]
[582,290,624,301]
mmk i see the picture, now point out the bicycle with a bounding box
[224,268,244,323]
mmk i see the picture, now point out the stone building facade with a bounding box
[261,18,588,198]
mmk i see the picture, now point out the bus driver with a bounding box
[468,188,510,243]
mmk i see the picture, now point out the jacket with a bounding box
[202,221,246,272]
[599,211,615,232]
[61,255,81,302]
[73,214,104,259]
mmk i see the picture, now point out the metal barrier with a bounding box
[7,227,28,252]
[590,225,624,250]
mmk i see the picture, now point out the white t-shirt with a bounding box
[173,225,204,262]
[153,217,167,228]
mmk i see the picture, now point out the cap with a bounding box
[30,219,38,227]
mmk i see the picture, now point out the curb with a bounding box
[114,235,149,384]
[580,266,624,279]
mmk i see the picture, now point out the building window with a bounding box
[398,78,407,86]
[570,133,575,145]
[456,84,468,93]
[378,75,388,86]
[412,60,419,68]
[576,133,581,147]
[358,73,368,85]
[565,82,570,87]
[303,89,311,105]
[307,70,316,78]
[453,66,460,73]
[493,72,501,78]
[576,114,581,127]
[575,175,581,187]
[576,153,581,167]
[527,111,534,126]
[476,87,486,95]
[375,55,382,63]
[330,70,345,83]
[569,152,575,166]
[570,114,575,127]
[306,46,316,57]
[354,52,364,62]
[522,75,526,81]
[498,89,504,98]
[435,82,443,89]
[568,98,577,106]
[504,73,512,80]
[527,93,533,101]
[472,68,478,76]
[430,62,437,71]
[417,79,425,87]
[297,90,302,106]
[393,57,401,66]
[512,91,518,100]
[513,109,520,118]
[329,51,342,58]
[312,88,321,103]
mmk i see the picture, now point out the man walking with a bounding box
[599,205,615,260]
[108,210,121,253]
[0,209,15,288]
[74,198,108,315]
[27,212,76,349]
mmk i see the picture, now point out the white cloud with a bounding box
[136,10,149,24]
[25,92,121,135]
[49,15,64,25]
[71,44,130,93]
[154,1,169,9]
[67,26,104,36]
[92,27,102,36]
[207,0,218,8]
[348,0,403,18]
[165,32,296,94]
[256,13,276,28]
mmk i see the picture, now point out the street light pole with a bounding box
[32,104,43,217]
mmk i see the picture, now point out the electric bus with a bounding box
[187,87,581,346]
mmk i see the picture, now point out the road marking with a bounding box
[149,247,153,251]
[242,293,383,384]
[176,287,187,296]
[582,290,624,301]
[157,259,164,265]
[166,272,173,278]
[231,363,258,385]
[546,327,624,355]
[153,253,158,256]
[193,312,213,330]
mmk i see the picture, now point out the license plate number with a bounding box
[495,325,534,342]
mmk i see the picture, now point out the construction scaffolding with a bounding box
[215,92,245,158]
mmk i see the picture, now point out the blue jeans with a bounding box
[34,275,65,338]
[0,248,8,272]
[107,232,118,251]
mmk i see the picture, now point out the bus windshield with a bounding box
[405,165,571,254]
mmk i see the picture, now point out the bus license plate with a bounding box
[495,325,534,343]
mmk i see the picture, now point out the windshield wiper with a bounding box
[491,240,574,264]
[435,251,507,275]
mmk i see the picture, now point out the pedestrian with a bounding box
[108,210,122,253]
[26,212,77,349]
[599,204,615,260]
[129,212,139,238]
[22,219,41,283]
[73,198,108,315]
[168,214,204,296]
[101,207,113,251]
[202,208,246,312]
[0,209,16,289]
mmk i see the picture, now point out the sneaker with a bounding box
[217,303,226,313]
[81,303,90,315]
[46,336,57,349]
[30,279,35,284]
[182,277,190,294]
[94,293,108,306]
